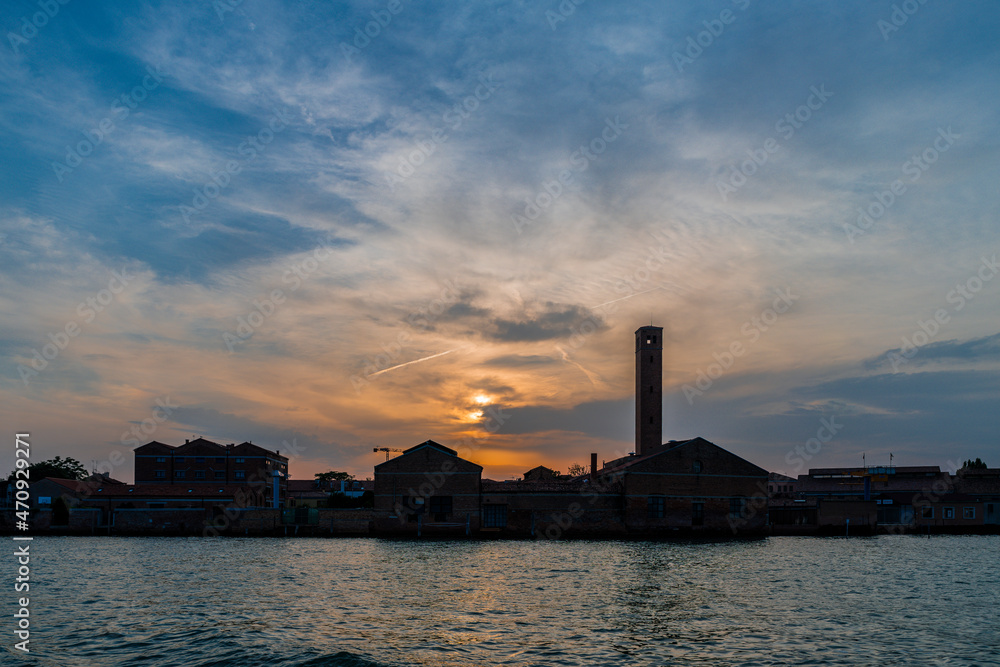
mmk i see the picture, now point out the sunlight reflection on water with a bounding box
[4,535,998,666]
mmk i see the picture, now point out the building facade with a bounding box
[134,437,288,506]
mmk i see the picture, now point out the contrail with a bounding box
[555,345,602,387]
[368,348,460,377]
[590,285,664,309]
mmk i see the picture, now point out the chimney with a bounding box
[590,452,598,478]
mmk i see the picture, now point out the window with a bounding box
[650,355,654,362]
[650,385,654,393]
[176,457,184,463]
[175,471,185,478]
[235,471,245,480]
[196,457,205,463]
[647,496,665,519]
[692,460,703,473]
[194,471,206,479]
[943,507,955,520]
[429,496,453,521]
[649,417,654,424]
[482,504,508,528]
[156,457,166,463]
[215,471,225,479]
[692,501,704,526]
[215,457,225,464]
[235,457,245,463]
[154,470,165,479]
[148,502,166,509]
[730,497,745,518]
[921,507,934,519]
[963,507,975,520]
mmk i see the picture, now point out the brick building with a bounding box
[134,437,288,506]
[768,464,1000,533]
[373,440,483,534]
[598,437,769,534]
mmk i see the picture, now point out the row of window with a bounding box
[920,506,976,519]
[473,501,993,529]
[646,496,746,522]
[155,470,247,480]
[154,456,249,464]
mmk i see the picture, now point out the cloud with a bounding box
[2,1,1000,481]
[487,303,606,342]
[864,332,1000,370]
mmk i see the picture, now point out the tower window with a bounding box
[650,355,654,362]
[649,417,654,424]
[646,336,651,344]
[650,385,654,393]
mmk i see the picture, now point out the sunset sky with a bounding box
[2,1,999,483]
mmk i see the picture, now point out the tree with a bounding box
[961,458,988,470]
[8,456,87,483]
[566,463,589,476]
[315,470,354,483]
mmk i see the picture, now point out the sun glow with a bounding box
[473,394,491,405]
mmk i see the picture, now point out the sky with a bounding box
[2,0,999,484]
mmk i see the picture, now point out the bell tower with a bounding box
[635,326,663,455]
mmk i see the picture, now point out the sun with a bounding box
[473,394,491,405]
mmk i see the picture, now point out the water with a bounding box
[2,536,998,666]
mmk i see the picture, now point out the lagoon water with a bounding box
[3,535,998,666]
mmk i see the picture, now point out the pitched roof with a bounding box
[35,477,94,494]
[403,439,457,456]
[374,440,481,472]
[599,437,768,477]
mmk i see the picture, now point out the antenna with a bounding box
[862,452,865,469]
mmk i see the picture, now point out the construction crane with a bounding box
[373,447,403,461]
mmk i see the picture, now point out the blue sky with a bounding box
[2,0,999,482]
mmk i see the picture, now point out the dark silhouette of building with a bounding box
[635,325,663,456]
[369,324,770,537]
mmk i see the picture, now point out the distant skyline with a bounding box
[2,1,999,483]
